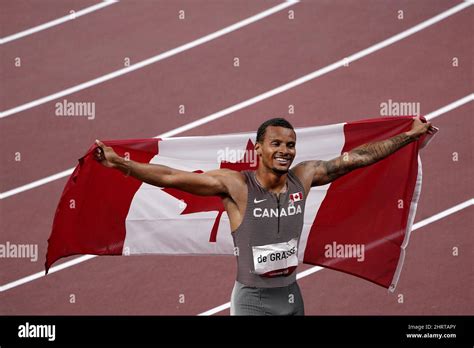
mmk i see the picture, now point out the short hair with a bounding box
[256,118,295,143]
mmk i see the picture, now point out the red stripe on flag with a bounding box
[303,117,421,288]
[45,139,159,272]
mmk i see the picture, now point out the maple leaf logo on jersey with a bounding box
[162,139,258,242]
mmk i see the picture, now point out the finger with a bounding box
[94,146,104,160]
[94,140,105,160]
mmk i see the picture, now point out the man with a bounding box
[94,116,436,315]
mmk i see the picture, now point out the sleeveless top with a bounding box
[231,170,307,288]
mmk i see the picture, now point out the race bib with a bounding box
[252,238,298,277]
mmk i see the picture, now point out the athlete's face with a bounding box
[255,126,296,175]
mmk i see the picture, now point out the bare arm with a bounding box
[293,117,437,189]
[94,140,232,196]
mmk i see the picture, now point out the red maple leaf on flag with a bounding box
[162,139,258,242]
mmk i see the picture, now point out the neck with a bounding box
[255,166,288,193]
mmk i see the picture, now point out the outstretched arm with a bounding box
[293,117,437,189]
[94,140,232,196]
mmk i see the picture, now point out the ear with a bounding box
[254,142,262,156]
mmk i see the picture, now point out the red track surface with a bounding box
[1,0,472,315]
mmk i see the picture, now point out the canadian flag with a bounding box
[46,116,436,291]
[290,192,303,203]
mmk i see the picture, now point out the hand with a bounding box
[94,140,122,168]
[406,116,438,140]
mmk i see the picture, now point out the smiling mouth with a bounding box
[274,157,291,165]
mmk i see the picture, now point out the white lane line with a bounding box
[197,198,474,316]
[0,0,299,118]
[0,0,118,45]
[0,199,472,294]
[425,94,473,120]
[412,199,474,230]
[0,168,75,199]
[1,92,471,200]
[0,255,96,292]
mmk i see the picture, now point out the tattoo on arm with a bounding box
[351,132,414,167]
[306,132,415,186]
[305,158,351,186]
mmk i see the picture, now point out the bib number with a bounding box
[252,238,298,277]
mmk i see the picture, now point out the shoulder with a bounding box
[291,160,324,177]
[290,161,323,195]
[290,161,306,180]
[291,161,311,178]
[206,168,247,186]
[212,169,248,203]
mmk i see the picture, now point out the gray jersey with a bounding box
[232,170,307,288]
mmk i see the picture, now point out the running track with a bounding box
[0,0,472,315]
